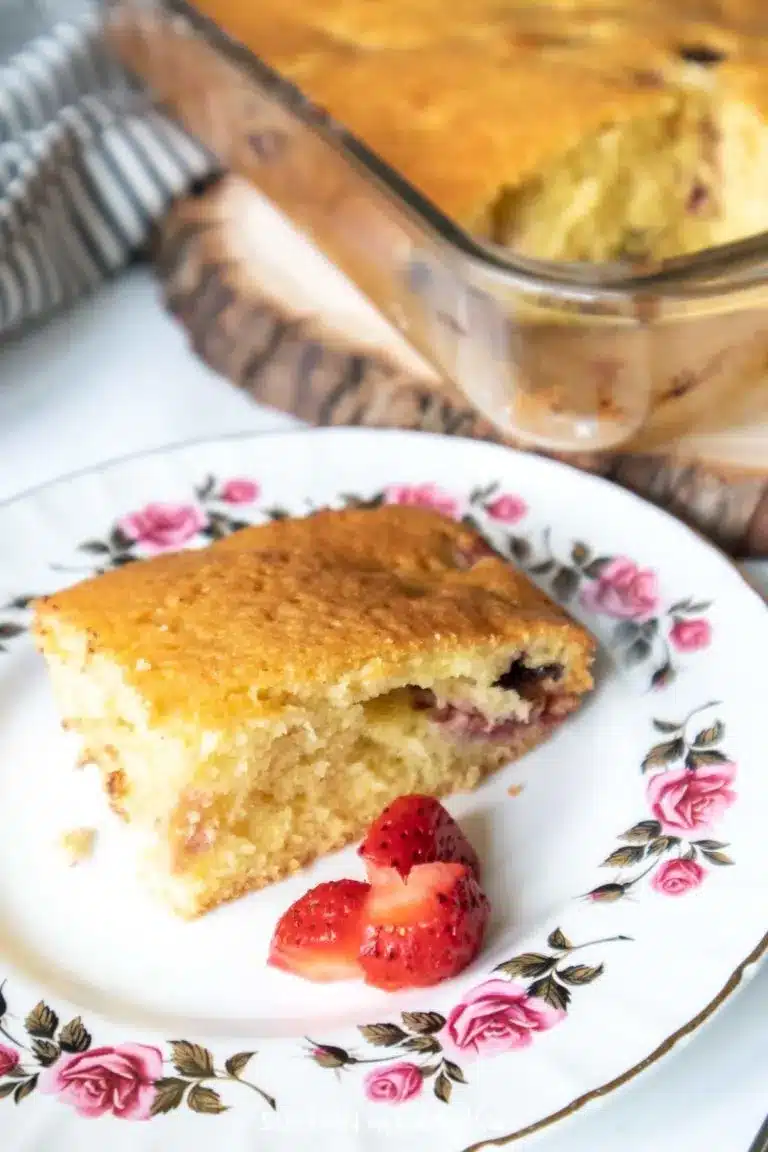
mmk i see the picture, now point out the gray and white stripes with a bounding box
[0,14,215,338]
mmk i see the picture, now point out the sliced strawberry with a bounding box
[268,879,370,982]
[358,861,489,991]
[358,794,480,884]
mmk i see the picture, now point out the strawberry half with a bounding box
[268,879,370,982]
[358,861,489,991]
[358,794,480,883]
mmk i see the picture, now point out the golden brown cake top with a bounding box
[189,0,768,229]
[33,506,593,723]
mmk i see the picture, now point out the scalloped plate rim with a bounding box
[0,427,765,1152]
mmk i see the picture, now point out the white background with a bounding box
[0,266,765,1152]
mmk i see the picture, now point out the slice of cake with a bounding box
[33,505,594,918]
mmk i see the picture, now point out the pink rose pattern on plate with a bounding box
[507,529,712,691]
[117,503,208,554]
[219,478,260,505]
[1,473,264,598]
[0,991,276,1116]
[364,1062,423,1103]
[441,979,564,1060]
[38,1043,163,1120]
[384,482,460,519]
[0,1042,19,1077]
[587,708,735,904]
[650,858,706,896]
[0,479,737,1120]
[669,617,712,652]
[580,557,660,622]
[310,929,629,1103]
[484,494,528,524]
[647,761,737,835]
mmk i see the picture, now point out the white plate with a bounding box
[0,428,765,1151]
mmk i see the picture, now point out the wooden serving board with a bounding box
[151,175,768,557]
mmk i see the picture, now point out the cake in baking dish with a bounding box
[145,0,768,263]
[33,505,593,918]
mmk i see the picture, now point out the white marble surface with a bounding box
[0,266,765,1152]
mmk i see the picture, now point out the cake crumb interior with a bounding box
[42,635,576,917]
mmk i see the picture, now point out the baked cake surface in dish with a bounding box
[33,506,594,918]
[177,0,768,262]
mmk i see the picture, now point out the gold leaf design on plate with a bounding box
[403,1035,441,1055]
[694,721,725,746]
[443,1060,467,1084]
[25,1002,58,1039]
[571,542,590,566]
[509,536,531,563]
[601,845,646,868]
[547,927,572,951]
[0,1082,16,1101]
[77,540,111,556]
[625,637,652,666]
[552,566,579,602]
[169,1041,215,1078]
[418,1062,441,1079]
[150,1078,188,1116]
[652,718,681,733]
[433,1070,452,1104]
[13,1077,37,1105]
[468,482,499,505]
[494,953,555,979]
[109,525,133,553]
[700,848,734,866]
[401,1011,446,1035]
[647,835,680,856]
[558,964,604,986]
[195,475,216,501]
[528,975,571,1012]
[187,1084,228,1115]
[642,737,685,772]
[31,1039,59,1067]
[583,556,612,578]
[620,820,662,844]
[686,748,728,768]
[358,1023,408,1047]
[668,598,692,613]
[59,1017,91,1054]
[225,1052,255,1079]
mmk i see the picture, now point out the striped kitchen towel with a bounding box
[0,7,216,338]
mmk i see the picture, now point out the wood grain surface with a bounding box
[151,176,768,557]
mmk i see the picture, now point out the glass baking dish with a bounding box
[103,0,768,452]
